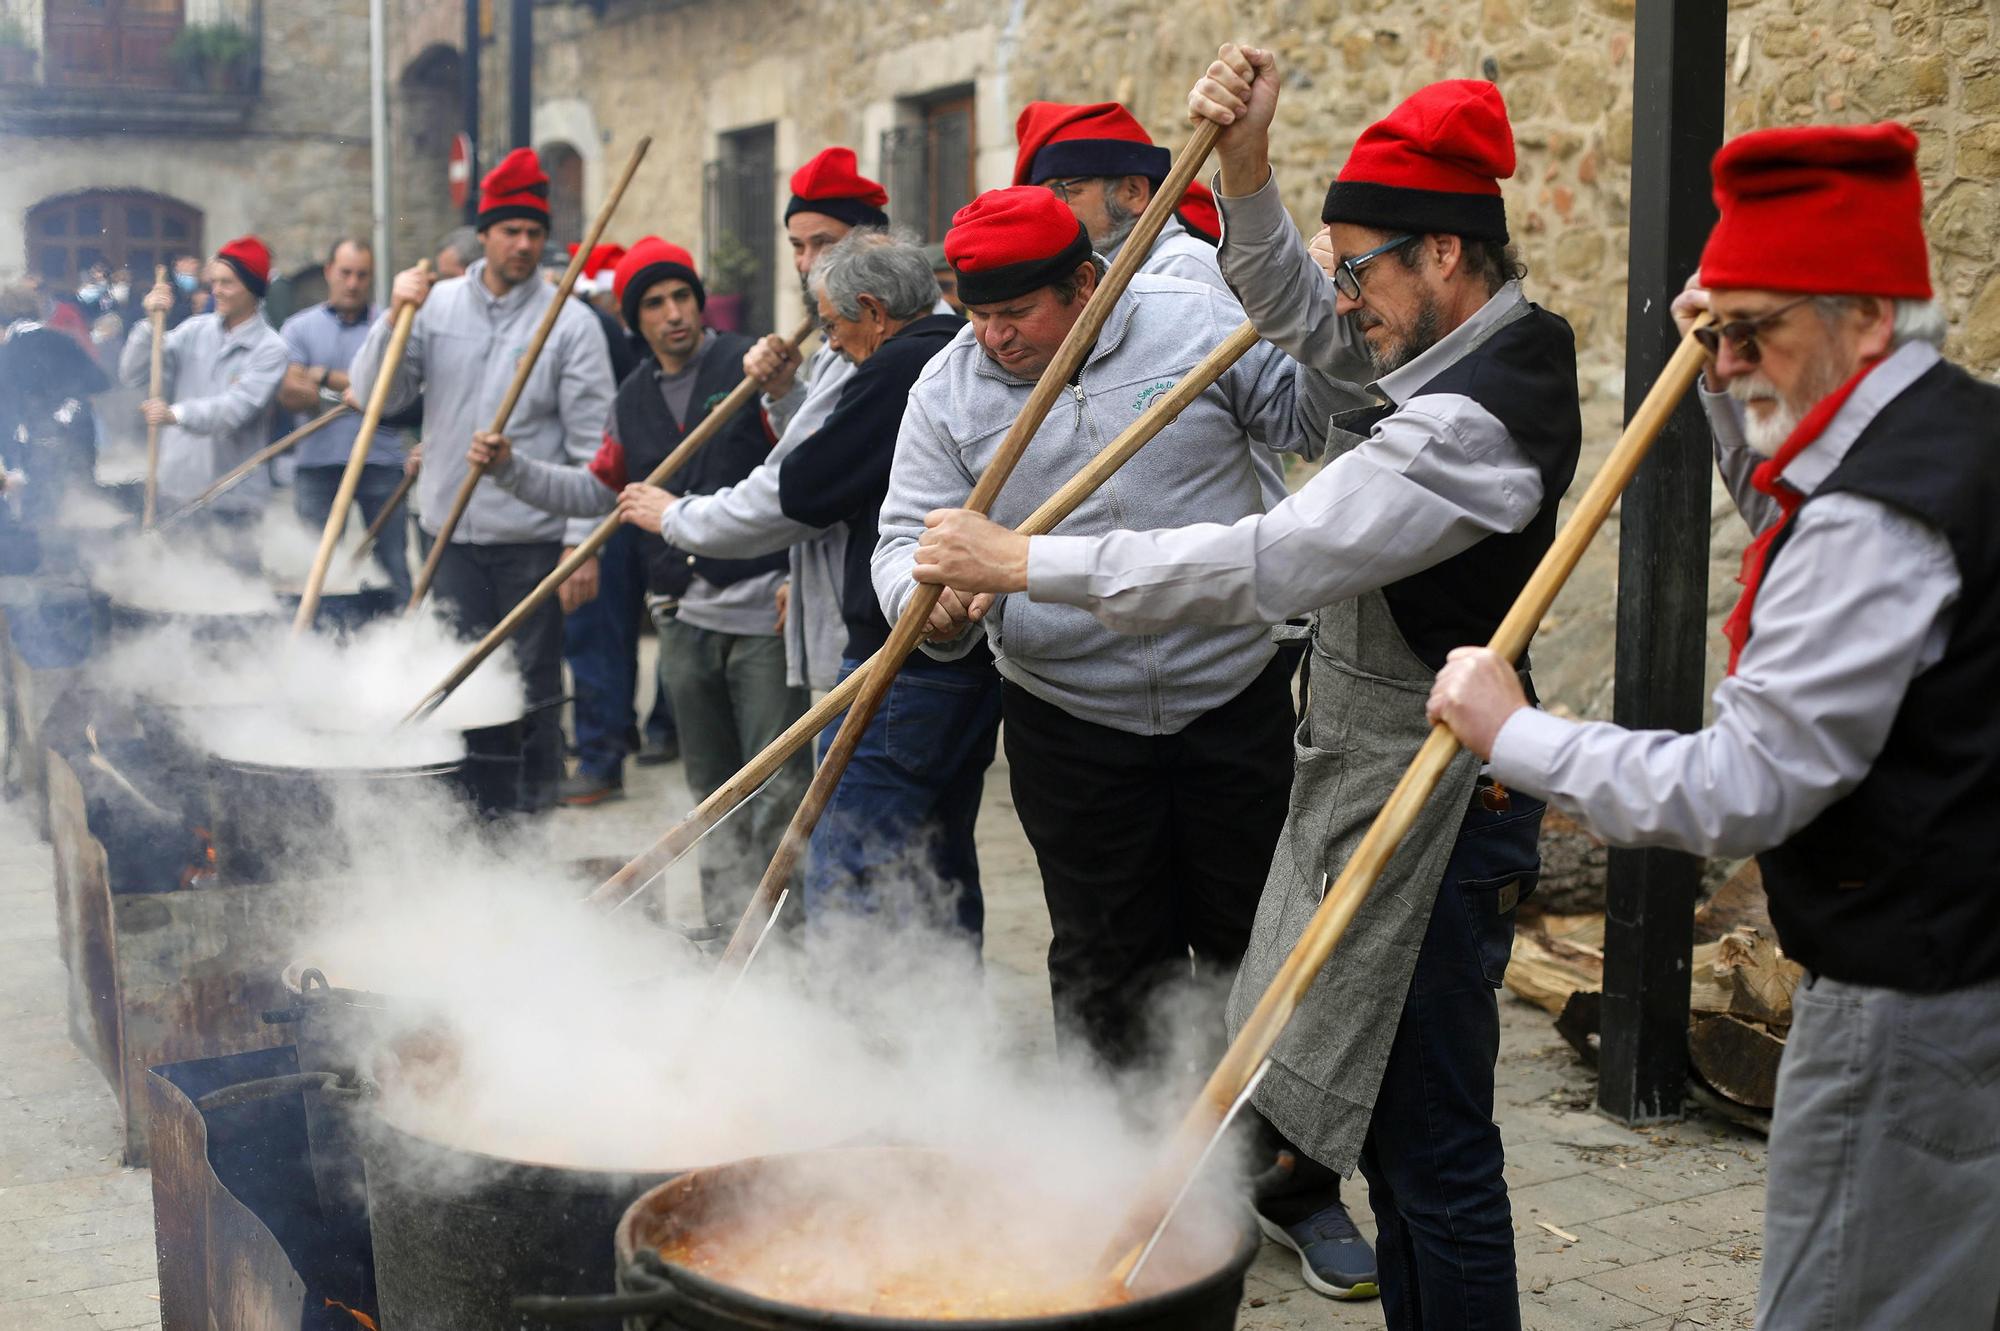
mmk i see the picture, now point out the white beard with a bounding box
[1729,374,1801,454]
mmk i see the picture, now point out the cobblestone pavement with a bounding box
[0,664,1765,1330]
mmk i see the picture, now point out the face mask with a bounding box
[174,272,198,294]
[77,284,104,304]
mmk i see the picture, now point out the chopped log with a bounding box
[1504,913,1605,1015]
[1689,1013,1786,1110]
[1693,858,1776,942]
[1689,925,1801,1028]
[1555,989,1601,1066]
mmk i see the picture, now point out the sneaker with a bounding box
[634,735,679,767]
[558,769,624,806]
[1256,1199,1379,1301]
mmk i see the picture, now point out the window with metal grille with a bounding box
[701,123,776,336]
[880,88,976,243]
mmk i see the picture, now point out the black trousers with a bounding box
[1003,651,1296,1070]
[430,539,564,811]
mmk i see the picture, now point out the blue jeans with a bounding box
[1358,791,1544,1331]
[804,655,1001,942]
[292,464,411,604]
[562,524,666,778]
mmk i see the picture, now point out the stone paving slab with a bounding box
[0,672,1767,1329]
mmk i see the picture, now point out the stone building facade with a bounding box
[379,0,1999,396]
[0,0,377,309]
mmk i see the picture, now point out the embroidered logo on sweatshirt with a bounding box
[701,390,730,414]
[1133,380,1174,412]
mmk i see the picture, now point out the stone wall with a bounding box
[481,0,1998,384]
[0,0,375,288]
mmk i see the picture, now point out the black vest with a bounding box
[1756,359,2000,992]
[613,332,789,597]
[1341,306,1581,670]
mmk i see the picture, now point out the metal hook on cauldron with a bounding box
[511,1251,710,1323]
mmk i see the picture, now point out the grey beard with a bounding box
[1365,300,1444,378]
[1094,193,1139,253]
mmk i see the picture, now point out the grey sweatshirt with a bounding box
[873,275,1318,736]
[118,310,289,512]
[347,261,613,547]
[663,342,856,686]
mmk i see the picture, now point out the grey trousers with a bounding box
[652,612,811,927]
[1759,973,2000,1331]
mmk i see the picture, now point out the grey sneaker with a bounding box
[558,769,624,807]
[1256,1199,1379,1301]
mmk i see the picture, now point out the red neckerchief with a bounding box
[1721,357,1882,674]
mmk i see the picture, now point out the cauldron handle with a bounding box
[514,1254,791,1329]
[194,1071,338,1111]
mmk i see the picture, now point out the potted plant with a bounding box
[0,17,38,86]
[167,21,254,94]
[702,233,761,333]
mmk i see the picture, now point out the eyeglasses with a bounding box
[1332,234,1417,301]
[1043,177,1101,204]
[1691,294,1815,364]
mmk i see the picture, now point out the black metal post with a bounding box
[508,0,532,150]
[1598,0,1728,1125]
[462,0,481,223]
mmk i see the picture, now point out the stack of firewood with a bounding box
[1506,860,1801,1122]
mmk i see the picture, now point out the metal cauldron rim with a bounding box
[611,1145,1260,1331]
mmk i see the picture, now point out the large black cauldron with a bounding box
[361,1115,680,1331]
[535,1148,1259,1331]
[207,751,464,884]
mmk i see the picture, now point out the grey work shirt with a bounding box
[118,309,289,511]
[874,276,1317,736]
[278,302,405,469]
[663,341,856,688]
[1025,276,1547,633]
[1490,340,1958,858]
[347,260,613,547]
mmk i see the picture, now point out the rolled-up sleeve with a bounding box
[1488,493,1959,857]
[1026,395,1542,634]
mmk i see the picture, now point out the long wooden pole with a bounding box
[711,119,1222,968]
[345,463,417,570]
[404,135,654,614]
[291,264,428,637]
[583,319,1261,912]
[141,265,166,529]
[155,405,353,532]
[1102,322,1716,1284]
[402,317,817,721]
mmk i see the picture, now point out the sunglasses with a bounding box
[1332,234,1417,302]
[1691,294,1815,364]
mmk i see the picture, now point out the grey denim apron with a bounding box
[1224,588,1483,1174]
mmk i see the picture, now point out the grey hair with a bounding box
[809,227,939,323]
[1813,295,1947,350]
[436,226,479,266]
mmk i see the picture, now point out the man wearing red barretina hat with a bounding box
[913,46,1585,1320]
[1013,101,1230,292]
[678,146,899,698]
[469,238,808,917]
[877,182,1331,1129]
[351,147,614,813]
[120,235,289,541]
[1431,121,2000,1328]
